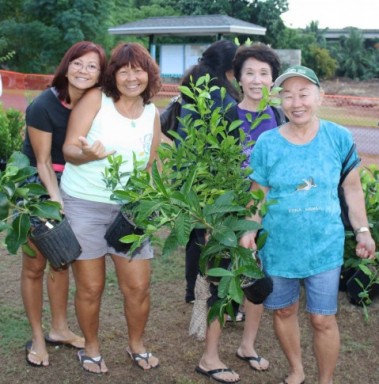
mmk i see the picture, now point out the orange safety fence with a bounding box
[1,69,378,164]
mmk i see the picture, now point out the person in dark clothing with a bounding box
[179,40,239,304]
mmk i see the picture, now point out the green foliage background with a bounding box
[0,0,378,79]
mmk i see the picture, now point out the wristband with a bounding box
[354,227,370,235]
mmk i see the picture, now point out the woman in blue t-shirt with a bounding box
[240,65,375,384]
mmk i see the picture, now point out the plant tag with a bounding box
[45,221,54,229]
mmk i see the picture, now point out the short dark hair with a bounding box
[181,40,239,101]
[52,41,107,104]
[233,43,281,83]
[103,42,161,104]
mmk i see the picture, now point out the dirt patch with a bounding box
[321,78,379,98]
[1,245,379,384]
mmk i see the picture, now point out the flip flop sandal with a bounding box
[195,366,240,383]
[25,341,49,367]
[127,349,159,370]
[236,352,268,371]
[77,349,108,374]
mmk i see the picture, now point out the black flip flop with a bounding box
[25,341,48,367]
[235,352,268,371]
[195,366,240,383]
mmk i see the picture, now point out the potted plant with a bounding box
[341,164,379,316]
[0,151,81,269]
[103,75,281,323]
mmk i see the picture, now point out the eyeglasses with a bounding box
[69,60,100,73]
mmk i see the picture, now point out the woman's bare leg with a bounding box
[21,245,49,366]
[71,257,108,373]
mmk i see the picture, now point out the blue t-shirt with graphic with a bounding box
[250,119,359,278]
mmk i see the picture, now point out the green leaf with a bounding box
[22,183,48,196]
[358,264,372,276]
[12,166,37,183]
[207,298,224,324]
[119,233,142,244]
[0,191,10,220]
[162,231,179,257]
[22,243,37,257]
[169,192,190,209]
[5,214,31,254]
[230,219,261,232]
[178,86,195,100]
[151,162,168,197]
[256,232,268,250]
[229,119,243,132]
[206,134,219,147]
[213,225,237,247]
[214,191,235,206]
[182,167,197,195]
[229,277,243,303]
[174,213,192,246]
[207,267,233,277]
[29,201,62,221]
[0,221,11,231]
[217,276,232,298]
[7,151,31,169]
[203,204,245,216]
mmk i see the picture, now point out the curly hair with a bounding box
[103,42,161,104]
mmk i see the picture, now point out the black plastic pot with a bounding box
[346,269,379,306]
[339,267,357,292]
[241,273,273,304]
[104,210,143,253]
[30,216,81,270]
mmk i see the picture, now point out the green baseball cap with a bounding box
[274,65,320,87]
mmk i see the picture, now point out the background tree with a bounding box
[329,28,378,80]
[279,22,337,79]
[0,0,377,81]
[0,0,114,73]
[302,45,337,79]
[176,0,288,47]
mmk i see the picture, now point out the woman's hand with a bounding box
[355,232,376,260]
[78,136,115,161]
[239,231,258,250]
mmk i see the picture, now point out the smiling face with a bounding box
[115,65,148,99]
[239,57,273,104]
[280,76,323,127]
[66,51,101,91]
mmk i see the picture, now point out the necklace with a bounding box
[116,99,144,128]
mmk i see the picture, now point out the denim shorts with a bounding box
[263,266,341,315]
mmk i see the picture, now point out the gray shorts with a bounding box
[61,190,153,260]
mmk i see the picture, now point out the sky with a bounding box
[282,0,378,29]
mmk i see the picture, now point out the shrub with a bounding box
[343,165,379,316]
[0,103,24,161]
